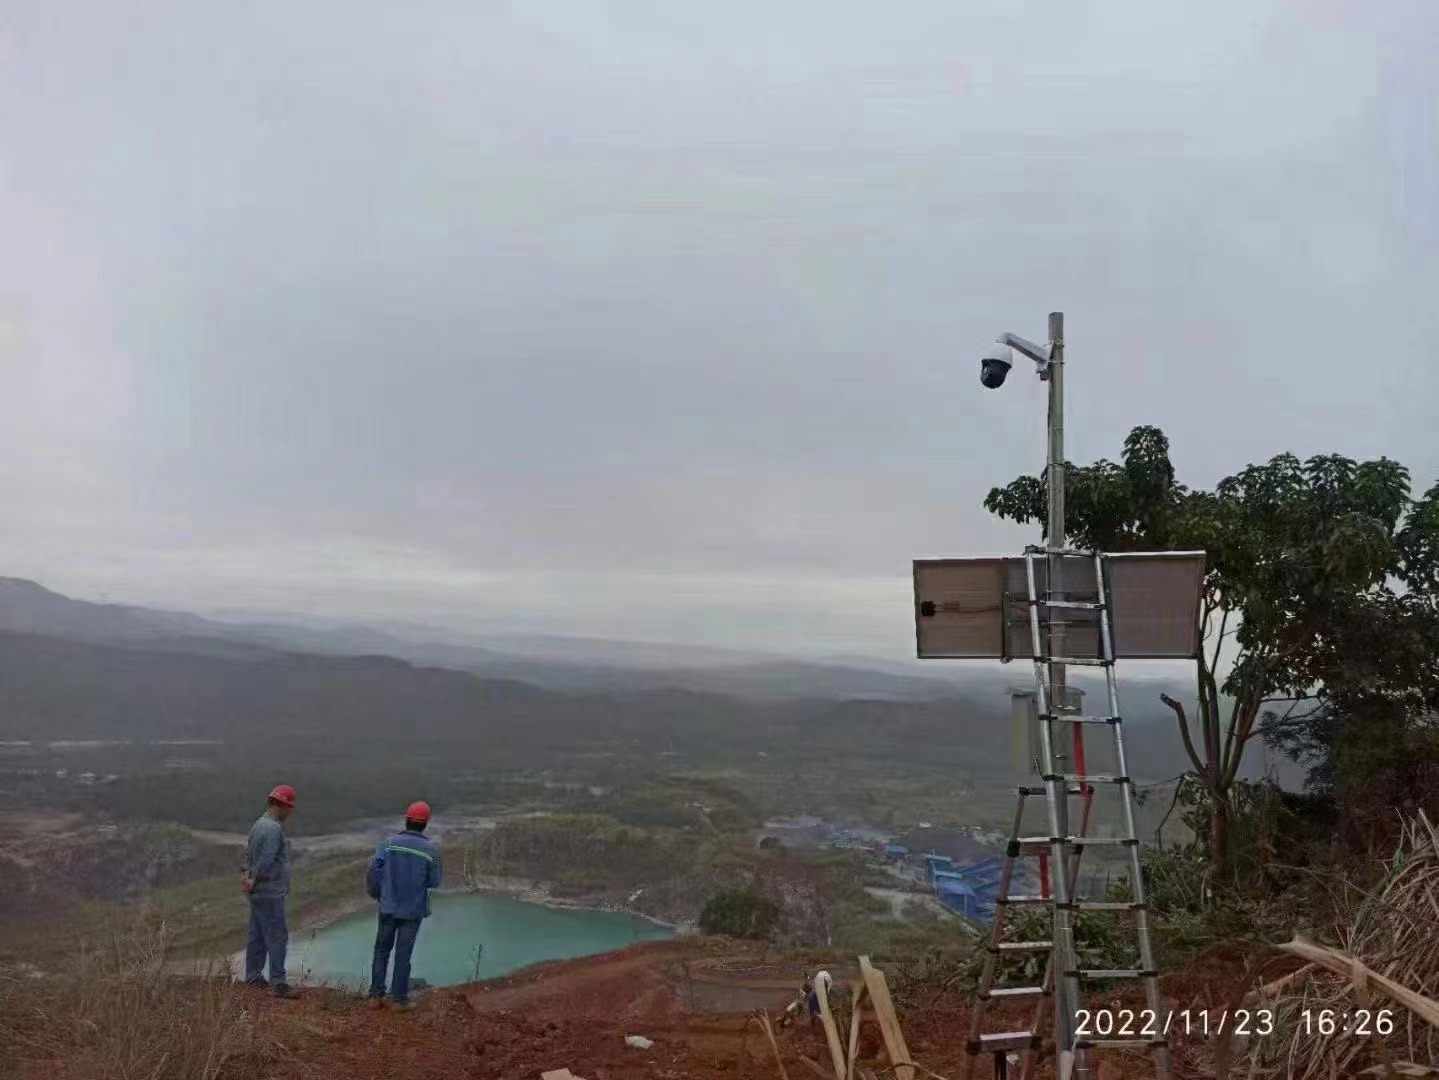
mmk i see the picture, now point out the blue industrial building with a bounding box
[926,853,1016,920]
[934,873,984,918]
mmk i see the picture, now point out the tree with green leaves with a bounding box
[985,426,1439,875]
[1262,585,1439,849]
[698,887,781,939]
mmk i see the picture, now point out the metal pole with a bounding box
[1044,311,1084,1077]
[1046,311,1065,559]
[1046,311,1067,798]
[1046,311,1066,843]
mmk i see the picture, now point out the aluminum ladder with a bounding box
[959,547,1170,1080]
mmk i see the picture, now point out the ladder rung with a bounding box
[997,895,1051,906]
[992,940,1053,953]
[984,985,1049,1000]
[1075,901,1144,912]
[1023,598,1104,610]
[1058,773,1129,785]
[973,1031,1040,1052]
[1039,714,1119,724]
[1017,785,1086,797]
[1069,969,1156,980]
[1019,835,1134,847]
[1036,656,1110,667]
[1025,546,1097,558]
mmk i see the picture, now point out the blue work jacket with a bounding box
[366,829,442,921]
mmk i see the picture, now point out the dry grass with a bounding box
[0,922,272,1080]
[1232,813,1439,1078]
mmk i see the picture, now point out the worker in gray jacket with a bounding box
[242,784,300,998]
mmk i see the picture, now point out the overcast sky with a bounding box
[1,1,1436,658]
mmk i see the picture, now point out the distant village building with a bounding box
[892,826,987,866]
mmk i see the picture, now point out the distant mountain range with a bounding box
[0,577,998,703]
[0,577,1301,787]
[0,577,218,641]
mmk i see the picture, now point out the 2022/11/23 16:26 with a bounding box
[1074,1009,1275,1038]
[1301,1009,1396,1036]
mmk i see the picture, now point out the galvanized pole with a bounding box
[1044,311,1085,1078]
[1046,311,1067,821]
[1046,312,1067,755]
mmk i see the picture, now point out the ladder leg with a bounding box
[1020,828,1093,1080]
[1018,953,1053,1080]
[1038,711,1083,1072]
[961,791,1030,1080]
[1095,553,1171,1080]
[990,549,1171,1080]
[1026,549,1083,1079]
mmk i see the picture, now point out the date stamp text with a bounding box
[1075,1008,1397,1039]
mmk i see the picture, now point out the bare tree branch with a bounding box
[1220,687,1246,783]
[1209,605,1231,681]
[1154,774,1194,847]
[1278,698,1304,723]
[1161,693,1209,783]
[1222,700,1263,789]
[1271,701,1324,726]
[1198,659,1222,775]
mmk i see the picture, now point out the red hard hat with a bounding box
[268,784,297,807]
[405,800,431,824]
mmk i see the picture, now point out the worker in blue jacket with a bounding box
[366,800,442,1007]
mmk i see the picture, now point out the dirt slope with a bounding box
[14,938,1252,1079]
[237,939,1233,1079]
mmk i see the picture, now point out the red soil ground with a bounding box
[226,939,1260,1080]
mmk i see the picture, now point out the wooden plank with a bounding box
[754,1010,792,1080]
[858,957,914,1080]
[540,1071,576,1080]
[845,980,868,1080]
[814,971,848,1080]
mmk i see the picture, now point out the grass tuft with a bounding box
[0,921,272,1080]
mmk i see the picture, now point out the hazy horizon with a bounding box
[4,2,1436,657]
[0,570,1205,687]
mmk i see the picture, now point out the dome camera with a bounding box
[980,342,1012,389]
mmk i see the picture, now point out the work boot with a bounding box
[273,984,302,1000]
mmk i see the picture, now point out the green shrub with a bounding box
[698,888,780,939]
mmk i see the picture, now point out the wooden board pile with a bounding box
[756,956,925,1080]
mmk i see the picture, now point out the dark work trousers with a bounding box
[245,895,289,987]
[370,913,423,1003]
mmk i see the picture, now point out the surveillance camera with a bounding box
[980,342,1012,389]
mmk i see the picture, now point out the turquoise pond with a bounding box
[292,893,675,988]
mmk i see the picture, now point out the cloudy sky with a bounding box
[2,1,1436,657]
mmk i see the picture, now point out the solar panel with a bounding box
[913,551,1206,660]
